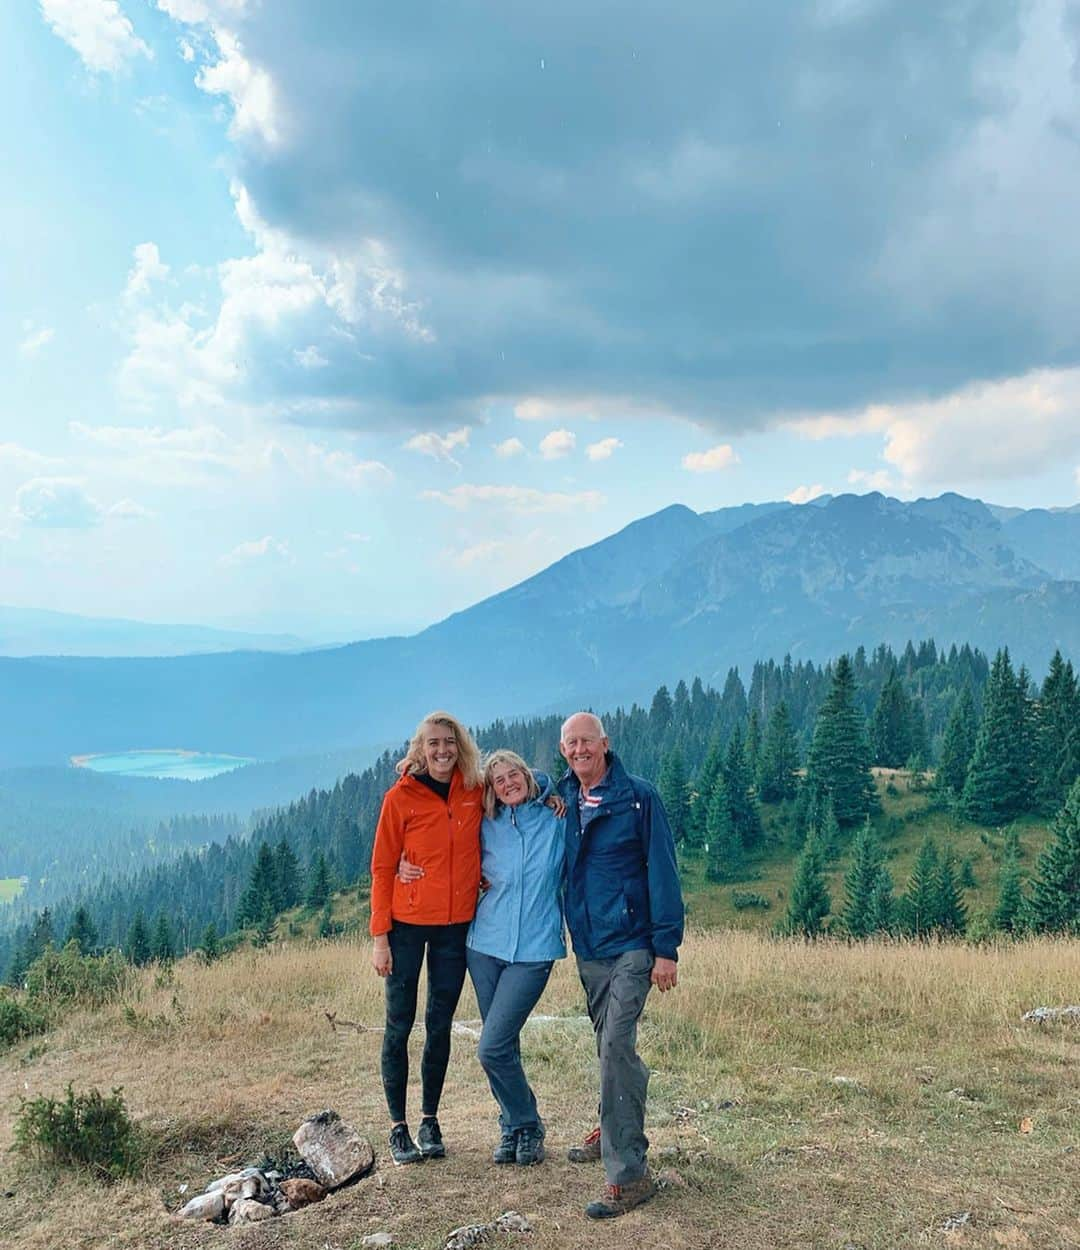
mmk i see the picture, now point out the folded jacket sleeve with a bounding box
[369,788,405,936]
[639,782,685,961]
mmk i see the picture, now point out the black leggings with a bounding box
[381,921,469,1124]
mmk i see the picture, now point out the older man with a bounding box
[557,711,684,1219]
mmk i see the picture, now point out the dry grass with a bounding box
[1,931,1078,1250]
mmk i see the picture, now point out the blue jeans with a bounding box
[466,948,554,1133]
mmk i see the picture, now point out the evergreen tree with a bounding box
[902,834,940,938]
[125,910,152,966]
[151,911,175,963]
[657,748,692,845]
[65,906,98,955]
[1028,777,1080,933]
[840,819,883,938]
[907,699,929,773]
[962,649,1033,822]
[936,846,967,935]
[816,793,842,860]
[689,736,724,849]
[649,685,674,738]
[936,687,977,799]
[867,866,895,934]
[318,898,335,939]
[784,832,831,938]
[745,709,762,780]
[959,856,977,890]
[237,842,281,927]
[1035,652,1080,811]
[805,655,879,827]
[274,838,302,910]
[991,847,1026,934]
[870,669,913,768]
[199,922,220,963]
[252,895,277,948]
[757,701,799,802]
[724,726,764,851]
[305,852,333,909]
[705,775,742,882]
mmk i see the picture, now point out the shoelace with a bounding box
[583,1127,601,1145]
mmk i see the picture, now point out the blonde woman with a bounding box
[369,711,484,1165]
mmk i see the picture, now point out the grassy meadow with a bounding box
[1,928,1078,1250]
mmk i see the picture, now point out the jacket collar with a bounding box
[559,751,633,803]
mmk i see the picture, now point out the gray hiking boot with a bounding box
[515,1126,545,1166]
[492,1130,518,1164]
[585,1171,657,1219]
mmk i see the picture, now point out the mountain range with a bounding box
[1,491,1078,771]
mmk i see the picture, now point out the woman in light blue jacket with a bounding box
[466,749,566,1167]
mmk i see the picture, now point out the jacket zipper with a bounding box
[447,793,454,925]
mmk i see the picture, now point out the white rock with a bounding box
[175,1191,224,1222]
[362,1235,395,1248]
[1022,1005,1080,1024]
[228,1197,274,1225]
[495,1212,532,1233]
[294,1109,375,1189]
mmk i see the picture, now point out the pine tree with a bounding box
[305,852,333,909]
[962,649,1033,822]
[840,819,883,938]
[689,736,724,849]
[1035,652,1080,811]
[870,669,913,768]
[959,856,977,890]
[649,685,674,737]
[705,775,742,882]
[867,866,895,934]
[238,842,281,927]
[757,701,799,802]
[125,910,152,966]
[65,906,98,955]
[724,726,764,851]
[991,847,1026,934]
[274,839,302,910]
[805,655,879,827]
[745,709,762,780]
[902,834,940,938]
[252,895,277,948]
[784,832,831,938]
[936,686,977,799]
[936,846,967,935]
[318,898,335,939]
[1028,777,1080,933]
[199,922,220,963]
[658,748,692,845]
[817,794,842,861]
[151,911,175,963]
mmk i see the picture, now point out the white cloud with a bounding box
[195,27,281,145]
[40,0,152,74]
[0,444,63,472]
[220,534,291,566]
[786,483,827,504]
[310,446,392,488]
[493,437,525,459]
[13,477,103,528]
[294,345,328,369]
[538,429,575,460]
[423,484,604,514]
[405,427,470,466]
[125,242,170,298]
[17,325,55,358]
[586,437,622,462]
[847,468,897,493]
[451,539,510,568]
[682,444,738,473]
[107,498,155,520]
[513,394,667,423]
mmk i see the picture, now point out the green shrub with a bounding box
[13,1085,141,1181]
[24,942,132,1009]
[731,890,771,911]
[0,993,49,1050]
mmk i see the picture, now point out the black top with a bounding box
[413,772,451,801]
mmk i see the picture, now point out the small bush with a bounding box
[731,890,771,911]
[13,1084,141,1181]
[0,994,49,1050]
[24,942,132,1009]
[885,781,900,797]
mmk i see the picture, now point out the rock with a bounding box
[445,1212,531,1249]
[832,1075,865,1091]
[280,1178,328,1209]
[206,1167,267,1196]
[657,1167,687,1188]
[938,1211,974,1232]
[229,1197,274,1225]
[222,1174,266,1207]
[175,1191,225,1222]
[294,1109,375,1189]
[361,1235,395,1248]
[1022,1005,1080,1024]
[494,1212,531,1233]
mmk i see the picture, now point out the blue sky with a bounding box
[3,1,1080,640]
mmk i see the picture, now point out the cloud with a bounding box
[493,437,525,459]
[451,538,510,568]
[195,27,282,145]
[405,427,470,466]
[538,429,575,460]
[786,483,827,504]
[13,477,103,528]
[17,325,55,357]
[220,534,291,566]
[293,345,328,369]
[125,242,170,298]
[847,468,897,493]
[0,444,63,472]
[423,484,604,514]
[41,0,152,74]
[585,437,622,462]
[682,444,738,473]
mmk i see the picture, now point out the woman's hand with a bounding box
[545,794,567,818]
[397,854,424,883]
[372,936,392,977]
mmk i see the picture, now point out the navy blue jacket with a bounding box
[558,752,684,962]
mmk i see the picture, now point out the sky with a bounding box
[3,0,1080,641]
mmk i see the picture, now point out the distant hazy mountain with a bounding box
[0,606,310,658]
[1,492,1077,769]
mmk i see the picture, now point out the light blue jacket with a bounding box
[467,775,567,963]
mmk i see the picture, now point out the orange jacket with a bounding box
[369,769,484,936]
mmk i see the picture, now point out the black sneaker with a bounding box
[388,1123,423,1166]
[515,1126,545,1166]
[492,1129,518,1164]
[417,1116,446,1159]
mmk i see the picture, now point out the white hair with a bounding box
[560,711,606,741]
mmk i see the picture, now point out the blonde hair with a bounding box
[482,749,540,818]
[397,710,483,789]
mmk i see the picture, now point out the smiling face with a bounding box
[490,760,530,807]
[560,713,609,789]
[422,722,459,781]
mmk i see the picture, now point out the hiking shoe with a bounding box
[492,1130,518,1164]
[585,1172,657,1219]
[388,1124,423,1165]
[567,1126,602,1163]
[417,1116,446,1159]
[515,1127,545,1166]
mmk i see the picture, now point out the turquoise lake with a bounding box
[73,750,254,781]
